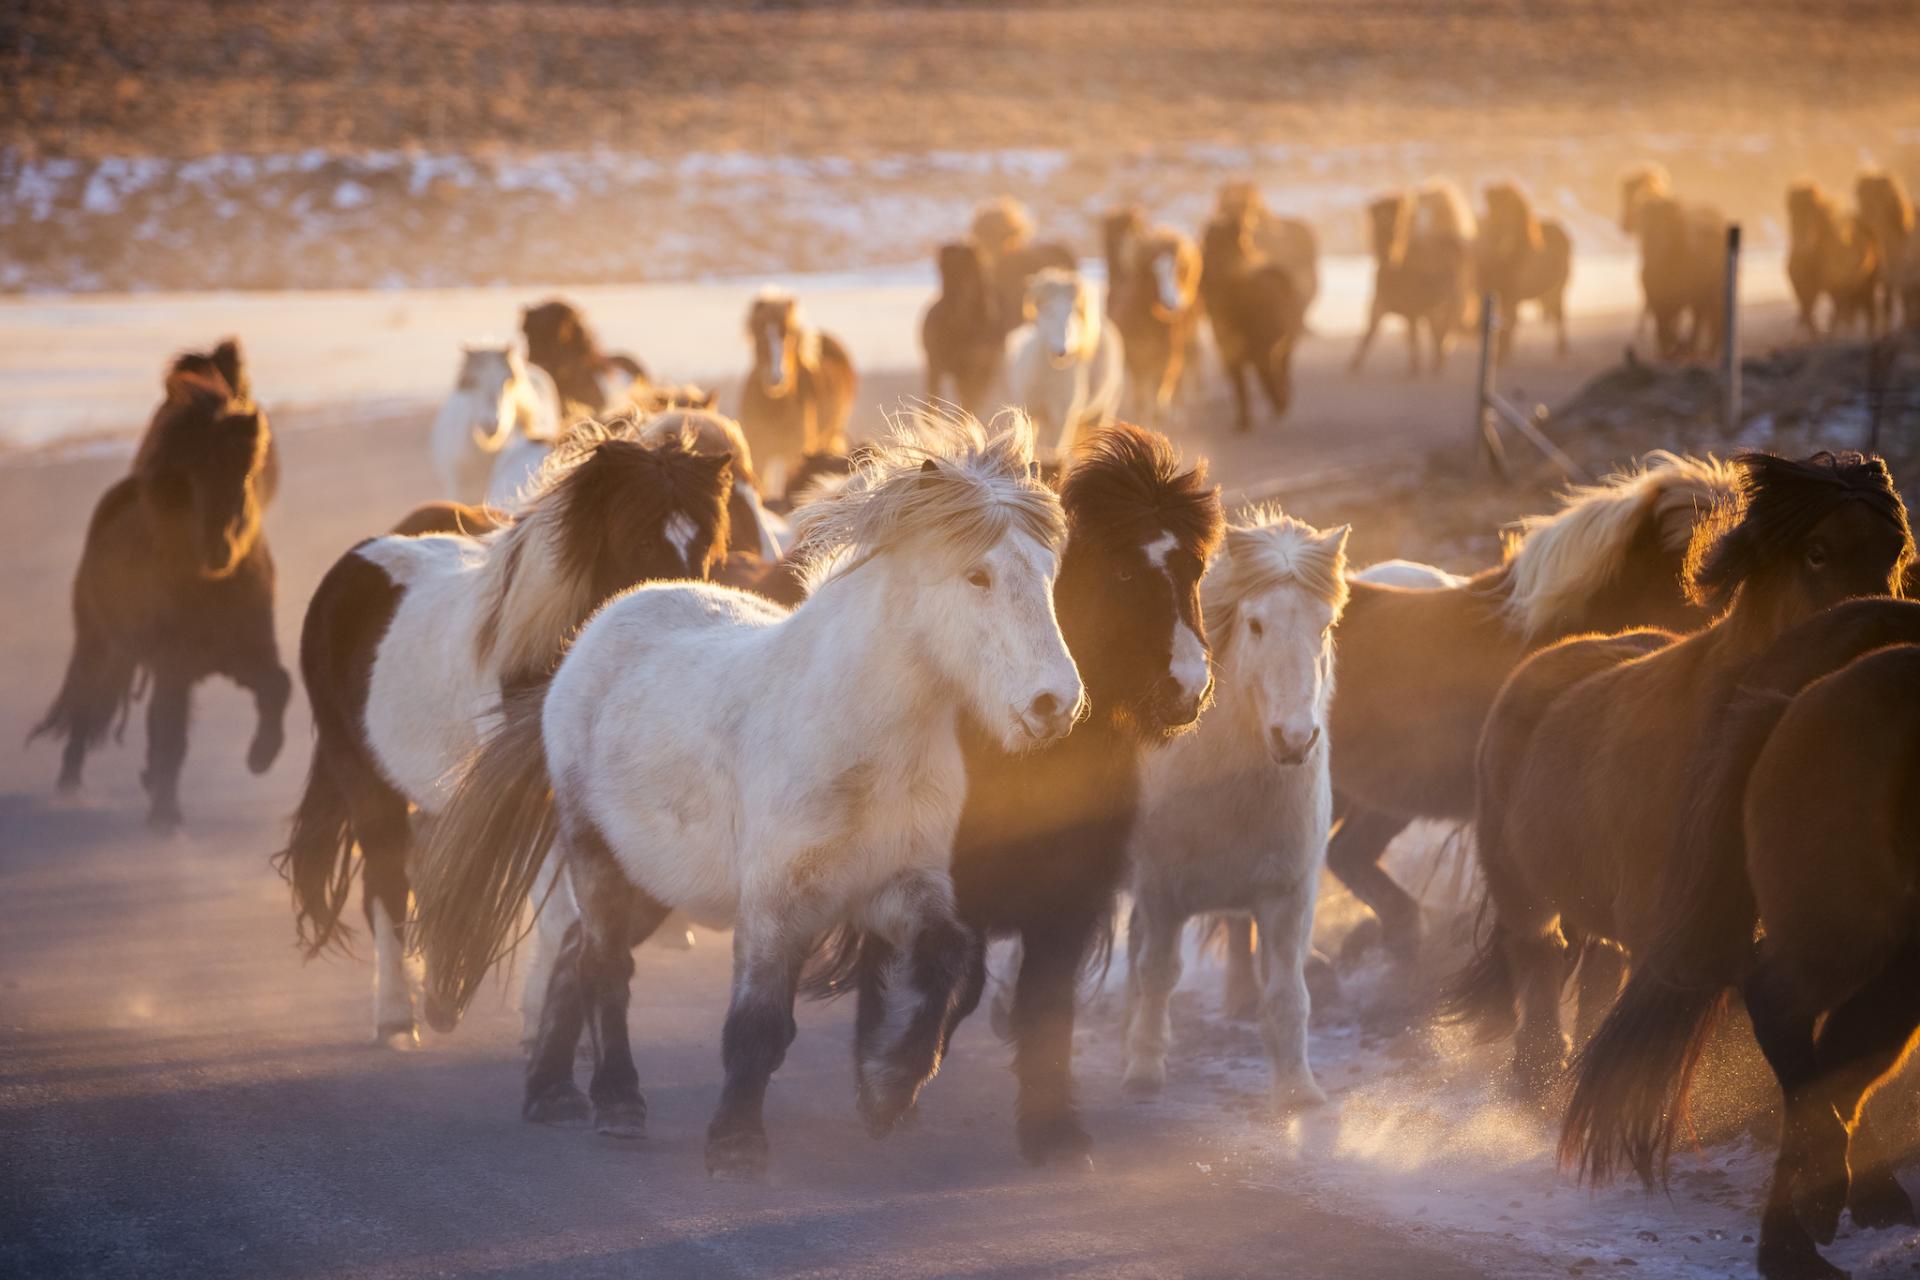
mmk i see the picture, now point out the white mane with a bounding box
[1205,503,1352,643]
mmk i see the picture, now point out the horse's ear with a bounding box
[1224,525,1262,559]
[211,338,248,401]
[919,458,942,487]
[1029,459,1041,480]
[1321,523,1353,560]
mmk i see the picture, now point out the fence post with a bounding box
[1474,292,1509,479]
[1722,224,1742,431]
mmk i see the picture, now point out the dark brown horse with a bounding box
[33,366,288,833]
[922,241,1003,417]
[1563,596,1920,1280]
[1453,452,1912,1099]
[739,289,857,495]
[1200,212,1301,431]
[521,298,648,417]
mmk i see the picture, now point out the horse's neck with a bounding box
[775,567,954,751]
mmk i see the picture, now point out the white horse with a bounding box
[1007,268,1124,463]
[414,408,1085,1175]
[431,344,561,505]
[1122,507,1351,1114]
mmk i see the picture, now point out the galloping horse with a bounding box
[738,288,857,495]
[1200,211,1301,430]
[1479,182,1573,359]
[922,241,1004,417]
[1105,209,1202,428]
[429,343,561,505]
[1006,268,1124,462]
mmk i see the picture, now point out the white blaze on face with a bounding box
[763,323,786,385]
[1153,253,1182,312]
[665,511,700,570]
[1145,531,1208,703]
[1039,287,1077,360]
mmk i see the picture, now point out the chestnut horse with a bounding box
[1200,212,1301,431]
[1453,452,1912,1099]
[922,241,1004,417]
[739,288,856,496]
[1620,165,1728,361]
[1479,182,1573,359]
[1104,208,1202,428]
[1350,187,1475,376]
[1785,180,1881,337]
[520,298,648,417]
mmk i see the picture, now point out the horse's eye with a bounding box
[966,569,991,590]
[1247,618,1264,638]
[1806,541,1829,569]
[1116,568,1133,583]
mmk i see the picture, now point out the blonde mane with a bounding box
[1620,163,1673,234]
[641,406,756,488]
[971,196,1035,258]
[1417,178,1478,241]
[1500,451,1741,639]
[791,406,1065,592]
[1204,503,1351,643]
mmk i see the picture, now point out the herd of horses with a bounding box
[24,167,1920,1280]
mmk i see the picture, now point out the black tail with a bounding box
[1439,907,1519,1042]
[800,923,873,1002]
[273,749,360,957]
[411,686,559,1024]
[28,624,138,759]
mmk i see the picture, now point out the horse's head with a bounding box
[639,407,779,562]
[1856,170,1916,238]
[1785,180,1836,251]
[792,408,1081,752]
[1144,231,1199,322]
[1482,182,1543,260]
[521,300,588,369]
[748,290,800,397]
[143,371,271,579]
[456,343,522,441]
[1026,269,1092,369]
[1619,164,1671,236]
[1364,194,1411,267]
[1057,425,1223,737]
[1204,509,1350,767]
[936,241,988,303]
[970,196,1034,262]
[1687,452,1913,636]
[1216,181,1267,226]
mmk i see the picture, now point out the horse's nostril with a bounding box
[1030,692,1061,719]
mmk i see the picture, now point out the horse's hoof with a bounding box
[1848,1169,1918,1230]
[594,1099,647,1139]
[421,993,460,1036]
[246,726,284,775]
[1017,1113,1094,1168]
[1120,1069,1164,1101]
[857,1074,921,1139]
[146,808,183,839]
[523,1082,591,1126]
[705,1127,769,1179]
[372,1020,420,1050]
[1270,1074,1328,1115]
[1756,1231,1848,1280]
[1794,1166,1851,1246]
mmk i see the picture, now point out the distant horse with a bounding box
[1563,598,1920,1280]
[1786,180,1881,336]
[484,383,715,511]
[1453,452,1912,1097]
[1200,212,1302,430]
[430,344,561,504]
[1216,182,1320,329]
[520,299,647,417]
[637,407,784,566]
[1105,209,1202,428]
[389,501,507,538]
[1620,165,1728,361]
[1479,182,1573,359]
[33,366,288,834]
[971,196,1078,337]
[411,408,1082,1175]
[739,288,857,496]
[1350,187,1475,376]
[1006,268,1124,461]
[1856,169,1916,332]
[277,425,733,1047]
[922,241,1004,417]
[134,338,280,506]
[1124,508,1348,1113]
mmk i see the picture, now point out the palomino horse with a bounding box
[1620,165,1729,361]
[809,423,1222,1165]
[1006,268,1124,462]
[34,363,288,834]
[1565,597,1920,1280]
[739,288,857,496]
[520,298,647,417]
[1200,211,1302,431]
[1104,208,1203,428]
[1350,184,1477,376]
[1124,508,1349,1114]
[1479,182,1573,359]
[1785,180,1881,337]
[1856,169,1915,332]
[277,425,733,1046]
[412,408,1083,1176]
[922,241,1004,417]
[1454,452,1911,1098]
[430,344,561,505]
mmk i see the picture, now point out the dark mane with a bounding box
[167,337,249,403]
[555,433,734,603]
[1685,451,1911,612]
[1061,424,1224,562]
[522,298,646,413]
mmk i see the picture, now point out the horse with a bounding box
[1620,165,1728,361]
[410,408,1081,1175]
[1562,597,1920,1280]
[1104,210,1202,429]
[739,288,857,497]
[1215,182,1319,329]
[923,241,1004,417]
[1479,182,1573,359]
[483,383,716,511]
[1200,212,1302,431]
[1123,508,1348,1114]
[520,299,647,418]
[430,344,561,505]
[276,424,733,1047]
[389,501,507,539]
[32,366,288,834]
[1006,268,1125,462]
[1349,187,1475,376]
[1452,451,1912,1099]
[1786,181,1882,337]
[970,196,1078,338]
[133,338,280,507]
[1856,169,1916,332]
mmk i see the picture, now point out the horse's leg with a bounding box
[1808,936,1920,1232]
[1221,916,1260,1020]
[1120,891,1185,1099]
[140,664,194,835]
[1348,308,1382,373]
[1404,316,1423,377]
[524,919,592,1125]
[1573,938,1629,1046]
[1503,923,1570,1100]
[848,868,973,1137]
[224,609,291,777]
[1744,962,1844,1280]
[1009,910,1101,1165]
[1227,361,1253,433]
[47,618,130,794]
[1256,881,1327,1114]
[520,856,577,1053]
[569,849,668,1138]
[706,913,805,1177]
[933,928,988,1061]
[1548,291,1569,358]
[1326,800,1421,965]
[359,799,421,1048]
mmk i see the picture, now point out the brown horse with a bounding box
[1104,208,1202,428]
[521,298,648,417]
[1350,189,1475,376]
[1564,596,1920,1280]
[1856,169,1916,332]
[1453,452,1912,1099]
[922,241,1004,417]
[971,196,1078,338]
[32,366,289,833]
[1620,165,1728,361]
[1479,182,1573,359]
[738,288,856,495]
[1216,182,1319,329]
[1200,212,1300,431]
[1786,180,1882,336]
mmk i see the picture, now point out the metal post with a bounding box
[1474,292,1509,480]
[1722,224,1742,431]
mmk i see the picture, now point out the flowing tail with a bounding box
[274,751,360,956]
[1439,908,1519,1042]
[28,621,138,764]
[411,686,559,1026]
